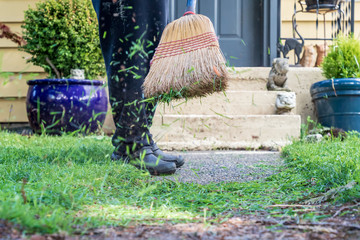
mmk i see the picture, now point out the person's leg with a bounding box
[92,0,179,174]
[93,0,163,150]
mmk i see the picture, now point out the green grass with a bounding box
[0,131,359,234]
[282,133,360,198]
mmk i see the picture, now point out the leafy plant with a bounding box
[0,23,32,84]
[321,34,360,79]
[20,0,105,79]
[300,116,324,139]
[0,23,26,46]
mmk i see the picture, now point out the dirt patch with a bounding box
[78,215,360,240]
[2,204,359,240]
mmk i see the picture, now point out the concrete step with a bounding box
[227,67,323,91]
[226,67,323,123]
[157,90,296,116]
[151,114,301,151]
[102,67,322,150]
[227,68,268,91]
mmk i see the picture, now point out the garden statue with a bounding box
[305,134,323,142]
[277,24,304,65]
[275,92,296,115]
[300,45,317,67]
[267,58,291,92]
[70,69,85,80]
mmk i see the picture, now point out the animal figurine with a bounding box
[277,24,304,65]
[315,43,328,67]
[300,44,317,67]
[275,92,296,115]
[267,58,290,92]
[70,69,85,80]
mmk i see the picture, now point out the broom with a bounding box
[143,0,229,100]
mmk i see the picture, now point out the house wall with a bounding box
[282,0,360,65]
[0,0,360,124]
[0,0,45,122]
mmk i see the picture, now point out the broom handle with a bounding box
[184,0,196,15]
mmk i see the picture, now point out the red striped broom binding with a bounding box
[143,9,229,100]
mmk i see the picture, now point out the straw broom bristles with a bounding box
[143,13,229,99]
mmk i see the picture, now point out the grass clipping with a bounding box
[143,14,229,101]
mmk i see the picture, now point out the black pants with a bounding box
[92,0,169,153]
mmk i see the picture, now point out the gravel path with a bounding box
[155,151,282,184]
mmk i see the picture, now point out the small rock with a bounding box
[30,235,46,240]
[305,134,323,142]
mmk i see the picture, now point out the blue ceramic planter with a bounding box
[26,79,108,134]
[310,78,360,132]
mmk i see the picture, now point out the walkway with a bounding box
[156,151,282,184]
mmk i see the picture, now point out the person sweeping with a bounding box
[91,0,227,175]
[91,0,184,175]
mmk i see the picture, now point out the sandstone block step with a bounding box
[151,114,301,151]
[157,91,296,116]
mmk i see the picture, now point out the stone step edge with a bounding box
[153,114,300,118]
[179,90,295,93]
[155,139,293,151]
[152,114,301,150]
[102,114,301,134]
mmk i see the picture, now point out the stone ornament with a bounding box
[276,92,296,115]
[277,24,304,65]
[267,58,291,92]
[70,69,85,80]
[300,44,317,67]
[305,134,323,142]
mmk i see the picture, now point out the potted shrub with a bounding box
[310,34,360,131]
[20,0,108,134]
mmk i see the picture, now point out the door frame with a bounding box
[262,0,281,66]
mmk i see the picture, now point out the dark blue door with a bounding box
[169,0,266,67]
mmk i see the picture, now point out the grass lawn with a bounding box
[0,131,359,235]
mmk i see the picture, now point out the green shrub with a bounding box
[20,0,105,79]
[321,34,360,79]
